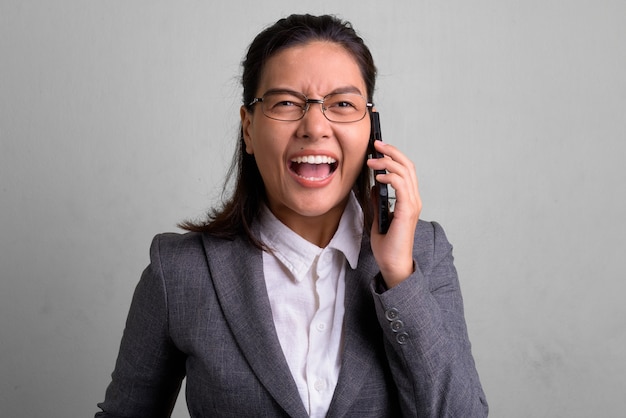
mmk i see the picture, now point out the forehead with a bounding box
[257,41,367,96]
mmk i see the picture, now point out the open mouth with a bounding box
[289,155,338,181]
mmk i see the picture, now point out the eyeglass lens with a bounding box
[261,92,368,122]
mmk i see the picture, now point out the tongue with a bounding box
[293,163,331,179]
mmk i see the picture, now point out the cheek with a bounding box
[255,148,278,174]
[252,139,285,181]
[344,132,370,168]
[248,121,283,163]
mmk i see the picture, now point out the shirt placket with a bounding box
[306,249,338,418]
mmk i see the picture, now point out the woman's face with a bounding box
[241,41,370,232]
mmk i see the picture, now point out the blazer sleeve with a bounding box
[371,221,488,417]
[96,235,186,418]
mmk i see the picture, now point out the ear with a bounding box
[240,106,254,155]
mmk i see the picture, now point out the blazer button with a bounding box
[396,332,409,345]
[390,319,404,332]
[385,308,399,321]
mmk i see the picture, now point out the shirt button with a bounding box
[316,323,326,332]
[314,379,327,391]
[385,308,399,321]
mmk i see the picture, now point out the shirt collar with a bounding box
[257,192,364,281]
[326,193,363,270]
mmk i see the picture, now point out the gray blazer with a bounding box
[97,221,488,417]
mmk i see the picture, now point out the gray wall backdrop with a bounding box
[1,1,625,417]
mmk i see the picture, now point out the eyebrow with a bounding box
[329,85,364,96]
[261,88,304,97]
[261,86,365,97]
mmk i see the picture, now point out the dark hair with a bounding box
[180,14,377,247]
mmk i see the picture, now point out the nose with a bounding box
[297,99,331,140]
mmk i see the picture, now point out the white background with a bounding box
[1,1,625,417]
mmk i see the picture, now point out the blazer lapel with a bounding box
[202,235,309,418]
[327,235,383,417]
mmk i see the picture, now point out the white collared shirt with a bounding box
[257,194,363,418]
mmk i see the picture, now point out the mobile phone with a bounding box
[369,111,390,234]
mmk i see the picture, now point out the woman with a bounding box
[97,14,488,417]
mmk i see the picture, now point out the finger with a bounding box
[370,142,418,190]
[368,164,421,223]
[373,141,415,171]
[367,156,418,202]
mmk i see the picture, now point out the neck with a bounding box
[268,200,348,248]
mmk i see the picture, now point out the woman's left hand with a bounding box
[367,140,422,288]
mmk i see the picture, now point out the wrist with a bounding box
[381,260,416,288]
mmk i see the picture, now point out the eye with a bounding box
[265,93,306,110]
[334,100,356,108]
[275,100,299,107]
[325,94,363,113]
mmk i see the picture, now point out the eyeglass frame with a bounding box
[248,90,374,123]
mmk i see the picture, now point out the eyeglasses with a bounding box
[249,90,373,123]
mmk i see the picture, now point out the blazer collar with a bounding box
[327,233,383,417]
[202,232,381,418]
[202,234,309,418]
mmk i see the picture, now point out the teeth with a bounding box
[291,155,337,164]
